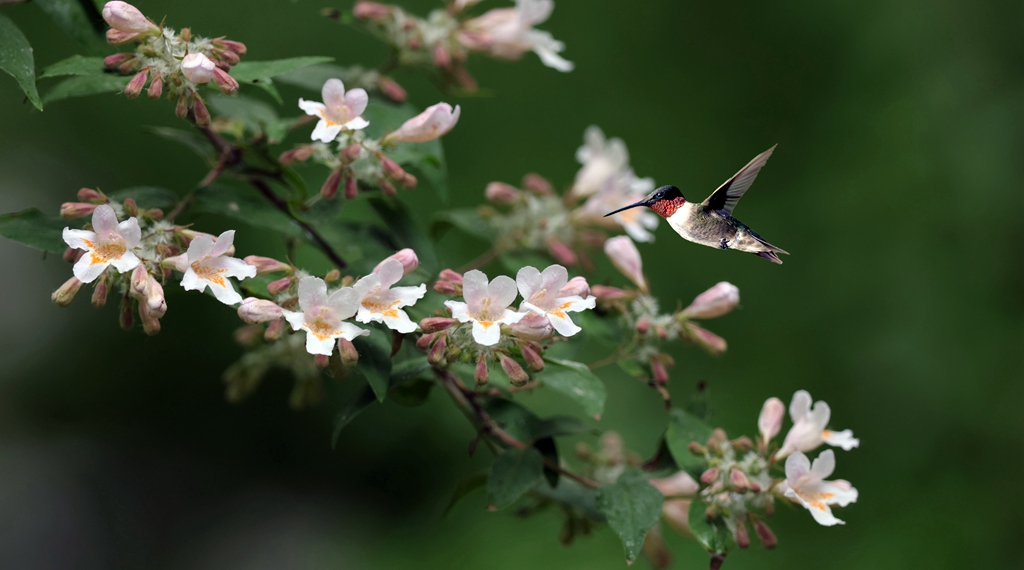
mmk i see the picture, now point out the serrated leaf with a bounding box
[430,208,494,242]
[0,208,68,253]
[0,15,42,110]
[34,0,107,55]
[331,380,378,448]
[443,472,488,517]
[230,57,335,82]
[107,186,180,211]
[664,408,713,477]
[688,501,733,554]
[596,468,664,563]
[487,447,543,509]
[146,126,215,161]
[43,73,129,104]
[351,328,392,403]
[368,197,439,275]
[539,358,607,418]
[39,55,105,79]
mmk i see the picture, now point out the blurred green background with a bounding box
[0,0,1021,568]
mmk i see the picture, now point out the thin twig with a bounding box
[248,178,348,269]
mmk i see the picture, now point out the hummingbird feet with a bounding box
[718,238,730,250]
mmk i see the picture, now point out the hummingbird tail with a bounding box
[756,251,784,264]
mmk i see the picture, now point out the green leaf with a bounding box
[688,501,733,554]
[664,408,713,477]
[331,383,378,448]
[499,251,553,275]
[481,397,538,443]
[368,197,439,275]
[38,55,105,79]
[430,208,495,242]
[596,468,664,563]
[146,127,215,161]
[352,328,393,403]
[364,99,448,202]
[535,479,604,521]
[107,186,180,211]
[389,377,433,407]
[443,472,488,517]
[207,94,290,143]
[194,184,297,235]
[0,14,42,110]
[230,57,335,83]
[538,358,607,418]
[531,415,597,439]
[487,447,543,509]
[389,356,433,385]
[0,208,68,253]
[34,0,107,55]
[241,77,283,105]
[275,63,358,91]
[534,436,560,488]
[42,73,129,104]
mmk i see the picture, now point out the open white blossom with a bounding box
[62,204,141,283]
[783,450,859,526]
[445,270,525,346]
[459,0,573,72]
[178,230,256,305]
[778,390,860,458]
[572,126,630,197]
[516,264,594,337]
[577,172,659,242]
[283,277,369,356]
[352,259,426,334]
[299,78,369,142]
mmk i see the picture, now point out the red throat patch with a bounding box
[649,196,686,218]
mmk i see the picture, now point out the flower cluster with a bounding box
[101,2,244,126]
[420,263,594,386]
[352,0,572,92]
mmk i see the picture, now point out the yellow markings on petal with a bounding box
[810,501,826,511]
[822,430,833,438]
[83,239,94,248]
[90,241,127,264]
[550,301,574,320]
[305,311,340,341]
[478,321,494,329]
[191,260,227,287]
[363,299,402,320]
[821,492,835,499]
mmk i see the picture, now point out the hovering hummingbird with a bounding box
[604,145,788,264]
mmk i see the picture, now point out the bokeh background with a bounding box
[1,0,1021,568]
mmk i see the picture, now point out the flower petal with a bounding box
[352,273,382,300]
[789,390,812,422]
[310,120,343,143]
[210,256,257,280]
[342,116,369,131]
[296,276,328,312]
[207,278,243,305]
[810,400,831,431]
[822,429,860,451]
[516,265,543,301]
[73,255,109,283]
[488,275,518,308]
[445,300,471,322]
[810,449,836,480]
[337,320,370,341]
[117,217,141,247]
[462,270,489,307]
[298,98,326,117]
[375,259,404,289]
[327,286,361,320]
[822,480,859,507]
[547,311,581,336]
[91,204,119,235]
[784,451,811,482]
[321,78,346,109]
[471,319,502,346]
[283,310,305,331]
[380,308,418,333]
[344,87,369,116]
[180,267,203,292]
[62,228,96,250]
[186,235,215,264]
[304,329,336,356]
[209,229,235,258]
[109,250,141,273]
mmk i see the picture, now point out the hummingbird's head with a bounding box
[603,185,686,219]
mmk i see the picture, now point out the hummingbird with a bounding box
[604,145,788,264]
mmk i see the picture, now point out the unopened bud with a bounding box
[279,145,314,165]
[217,50,240,67]
[60,202,98,220]
[91,274,109,307]
[522,173,553,195]
[475,354,489,385]
[124,69,148,98]
[238,297,284,324]
[378,155,407,180]
[485,182,521,205]
[192,96,211,127]
[704,505,718,521]
[700,467,719,485]
[685,323,727,355]
[122,198,138,218]
[735,518,750,549]
[433,280,455,295]
[498,353,529,386]
[416,332,435,351]
[175,93,188,118]
[147,73,163,99]
[453,66,477,91]
[178,27,192,42]
[51,277,83,307]
[102,1,158,34]
[145,276,166,318]
[730,468,750,492]
[119,294,133,329]
[212,67,239,94]
[400,172,417,189]
[181,53,216,84]
[520,344,545,372]
[592,285,630,300]
[546,239,577,266]
[420,317,457,333]
[128,265,150,301]
[267,277,292,296]
[338,338,359,366]
[118,58,139,74]
[320,170,341,200]
[139,302,161,335]
[558,276,590,299]
[655,324,668,339]
[758,397,785,443]
[106,29,139,45]
[427,333,447,365]
[377,75,406,103]
[344,172,358,199]
[650,357,669,385]
[62,247,80,264]
[707,428,728,452]
[687,441,706,456]
[682,282,740,320]
[243,255,291,275]
[439,268,463,284]
[77,188,104,202]
[315,354,330,369]
[264,318,285,341]
[339,143,362,164]
[380,179,397,197]
[433,43,451,68]
[751,515,777,549]
[731,436,754,453]
[635,317,650,334]
[324,269,341,283]
[374,248,419,276]
[353,1,390,20]
[103,53,133,69]
[217,39,247,55]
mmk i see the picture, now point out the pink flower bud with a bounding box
[650,356,669,385]
[731,436,753,453]
[123,69,148,98]
[591,285,630,300]
[751,515,777,549]
[399,173,417,189]
[212,67,239,94]
[485,182,521,205]
[128,266,150,301]
[102,2,158,34]
[51,276,83,307]
[60,202,98,220]
[649,471,700,497]
[377,75,406,103]
[510,313,554,341]
[374,248,419,276]
[700,467,719,485]
[106,29,139,45]
[453,66,477,91]
[378,155,407,181]
[380,179,397,197]
[682,282,740,320]
[475,354,489,385]
[344,172,358,199]
[661,499,692,538]
[416,332,436,351]
[315,354,330,368]
[118,294,133,329]
[181,53,216,84]
[520,344,545,372]
[175,94,188,119]
[91,274,109,307]
[324,269,341,283]
[192,96,211,127]
[264,318,285,341]
[353,1,390,20]
[77,188,104,202]
[217,39,247,55]
[498,353,529,386]
[522,173,553,195]
[433,43,451,68]
[420,317,457,333]
[243,256,292,275]
[558,276,590,299]
[427,333,447,365]
[338,338,359,366]
[279,145,313,165]
[217,50,240,67]
[433,280,456,295]
[103,53,133,68]
[62,247,81,263]
[439,269,463,284]
[735,518,750,549]
[147,73,163,99]
[685,323,727,356]
[730,468,750,492]
[139,302,161,335]
[635,317,650,334]
[267,277,292,296]
[146,276,166,318]
[238,298,284,324]
[118,59,139,74]
[321,170,342,200]
[758,397,785,442]
[604,236,647,292]
[546,238,577,266]
[383,102,461,144]
[122,198,138,217]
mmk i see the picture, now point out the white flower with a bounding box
[180,230,257,305]
[778,390,860,458]
[101,2,158,34]
[299,79,370,142]
[181,53,216,84]
[383,102,461,143]
[283,277,369,356]
[352,259,427,334]
[578,174,660,242]
[783,450,858,526]
[62,204,141,283]
[572,126,630,197]
[460,0,573,72]
[603,236,647,292]
[444,269,525,346]
[516,264,595,337]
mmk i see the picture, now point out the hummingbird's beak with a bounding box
[603,200,648,218]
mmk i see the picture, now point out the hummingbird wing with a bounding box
[703,145,776,215]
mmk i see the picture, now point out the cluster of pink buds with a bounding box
[101,1,245,126]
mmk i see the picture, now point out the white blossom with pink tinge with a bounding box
[783,450,858,526]
[572,126,630,197]
[516,264,595,337]
[459,0,573,72]
[102,1,158,34]
[299,79,369,142]
[181,53,216,84]
[577,171,660,242]
[62,204,141,283]
[778,390,860,458]
[682,282,740,319]
[445,270,525,346]
[283,277,369,356]
[352,259,426,334]
[603,236,647,292]
[180,230,256,305]
[384,103,461,143]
